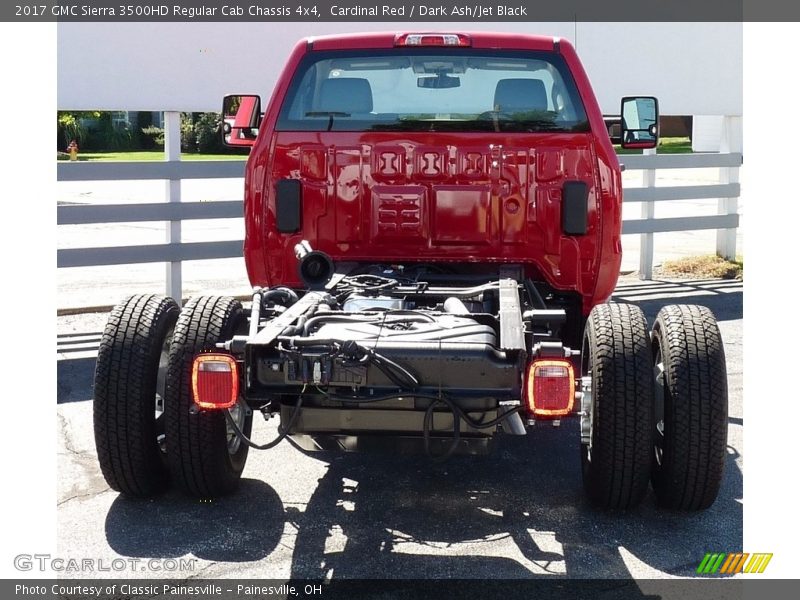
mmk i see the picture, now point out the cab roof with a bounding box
[307,31,559,52]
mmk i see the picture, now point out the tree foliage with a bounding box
[57,111,232,154]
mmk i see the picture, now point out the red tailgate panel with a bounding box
[250,131,606,304]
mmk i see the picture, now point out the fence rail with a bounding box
[57,150,742,296]
[56,159,245,181]
[57,200,243,224]
[620,152,742,170]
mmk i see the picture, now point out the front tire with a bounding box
[651,305,728,510]
[93,294,180,497]
[580,303,654,509]
[165,296,252,497]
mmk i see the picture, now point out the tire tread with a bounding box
[652,304,728,510]
[582,302,654,509]
[93,294,179,497]
[165,296,248,497]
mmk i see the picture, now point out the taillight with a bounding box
[394,33,471,47]
[191,354,239,410]
[525,359,576,418]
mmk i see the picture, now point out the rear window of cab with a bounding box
[276,49,589,133]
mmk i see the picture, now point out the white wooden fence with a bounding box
[57,113,741,301]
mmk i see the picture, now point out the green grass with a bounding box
[63,151,247,162]
[615,136,692,155]
[65,138,691,162]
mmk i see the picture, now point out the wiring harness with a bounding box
[225,388,521,461]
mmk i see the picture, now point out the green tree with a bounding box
[57,111,99,148]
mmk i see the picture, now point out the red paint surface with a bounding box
[242,33,623,315]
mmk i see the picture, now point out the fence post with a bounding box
[638,147,657,280]
[164,111,182,302]
[716,115,742,260]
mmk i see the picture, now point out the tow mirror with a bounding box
[222,94,261,147]
[620,96,659,150]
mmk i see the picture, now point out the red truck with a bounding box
[94,32,727,511]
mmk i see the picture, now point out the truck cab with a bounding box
[94,33,726,513]
[230,32,628,319]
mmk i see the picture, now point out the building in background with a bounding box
[58,22,741,152]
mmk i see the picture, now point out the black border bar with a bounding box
[6,578,800,600]
[4,1,799,22]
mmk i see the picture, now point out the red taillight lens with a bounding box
[525,359,576,418]
[394,33,471,47]
[191,354,239,410]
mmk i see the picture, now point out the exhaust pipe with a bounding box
[294,240,334,289]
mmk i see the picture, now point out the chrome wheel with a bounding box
[580,375,593,458]
[155,325,173,454]
[580,333,594,463]
[653,347,666,466]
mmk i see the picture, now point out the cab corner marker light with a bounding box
[525,359,576,418]
[191,354,239,410]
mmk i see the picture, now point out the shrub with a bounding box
[194,112,224,153]
[181,113,195,152]
[104,126,134,150]
[141,125,165,149]
[57,112,89,149]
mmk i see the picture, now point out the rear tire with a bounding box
[165,296,252,498]
[651,305,728,510]
[93,294,179,497]
[580,303,654,509]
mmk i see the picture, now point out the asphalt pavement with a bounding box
[56,277,743,582]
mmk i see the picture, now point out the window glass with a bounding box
[277,49,589,133]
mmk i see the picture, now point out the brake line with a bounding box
[224,393,305,451]
[324,390,522,461]
[224,389,522,458]
[423,398,461,462]
[322,391,522,431]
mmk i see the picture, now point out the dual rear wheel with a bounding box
[93,295,252,498]
[94,295,728,508]
[580,303,728,510]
